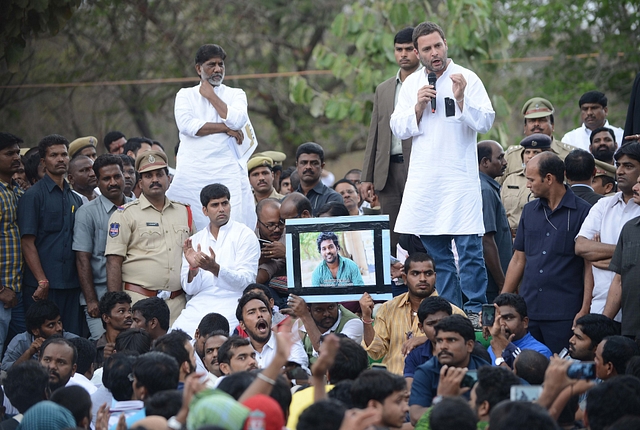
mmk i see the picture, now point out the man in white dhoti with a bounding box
[390,22,495,324]
[169,44,256,231]
[173,183,260,335]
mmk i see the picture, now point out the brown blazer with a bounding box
[362,75,412,191]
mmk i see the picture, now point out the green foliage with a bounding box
[1,0,81,72]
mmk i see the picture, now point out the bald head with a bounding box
[280,192,312,220]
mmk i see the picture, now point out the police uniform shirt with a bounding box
[105,193,195,290]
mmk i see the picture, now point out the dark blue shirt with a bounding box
[480,172,513,298]
[513,186,590,320]
[295,181,343,216]
[17,174,82,289]
[404,340,433,378]
[409,354,490,407]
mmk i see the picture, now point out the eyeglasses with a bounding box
[258,218,285,232]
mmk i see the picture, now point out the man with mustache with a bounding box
[169,44,256,231]
[478,140,511,303]
[562,91,624,151]
[390,22,494,324]
[312,232,364,287]
[0,132,24,356]
[294,142,343,216]
[256,198,286,286]
[408,315,489,425]
[68,155,98,203]
[218,336,258,376]
[202,330,228,380]
[248,156,283,204]
[333,179,361,216]
[18,134,84,335]
[95,291,133,366]
[576,143,640,317]
[589,127,618,165]
[39,336,78,393]
[73,154,132,341]
[106,151,196,325]
[235,291,308,371]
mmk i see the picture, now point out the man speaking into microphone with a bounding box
[390,22,495,326]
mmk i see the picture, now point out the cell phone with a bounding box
[258,238,272,247]
[460,370,478,388]
[481,304,495,326]
[566,362,596,379]
[558,348,569,359]
[510,385,542,402]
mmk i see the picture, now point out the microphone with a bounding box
[428,73,437,113]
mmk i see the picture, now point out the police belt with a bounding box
[124,283,184,300]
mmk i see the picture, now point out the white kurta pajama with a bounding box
[171,220,260,335]
[169,83,257,231]
[390,61,495,236]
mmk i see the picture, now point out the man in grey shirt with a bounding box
[73,154,132,340]
[478,141,512,303]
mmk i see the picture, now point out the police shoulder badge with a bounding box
[109,223,120,238]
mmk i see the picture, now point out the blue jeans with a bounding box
[420,235,487,312]
[0,292,26,356]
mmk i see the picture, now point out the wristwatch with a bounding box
[495,357,505,366]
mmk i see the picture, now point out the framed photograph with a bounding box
[285,215,392,303]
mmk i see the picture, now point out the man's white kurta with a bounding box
[390,61,495,236]
[169,83,257,231]
[561,120,624,151]
[172,220,260,335]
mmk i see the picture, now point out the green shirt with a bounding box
[311,255,364,287]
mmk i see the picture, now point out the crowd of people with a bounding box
[2,20,640,430]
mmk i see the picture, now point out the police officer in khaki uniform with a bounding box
[501,134,552,235]
[247,155,284,204]
[105,150,196,324]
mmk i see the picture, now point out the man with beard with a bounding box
[390,22,494,322]
[568,313,618,361]
[235,291,308,370]
[39,336,77,393]
[248,156,283,204]
[152,330,196,390]
[106,151,196,325]
[118,154,137,200]
[68,155,98,203]
[74,154,132,341]
[0,133,24,357]
[169,44,256,231]
[311,232,364,287]
[562,91,624,151]
[176,183,259,336]
[361,252,465,375]
[408,315,489,424]
[130,297,169,341]
[286,294,362,365]
[294,142,343,216]
[503,152,591,353]
[95,291,132,366]
[590,127,618,165]
[487,293,552,368]
[218,336,258,376]
[576,143,640,317]
[256,198,286,285]
[18,135,83,335]
[478,140,511,302]
[191,312,229,374]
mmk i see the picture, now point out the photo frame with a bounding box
[285,215,393,303]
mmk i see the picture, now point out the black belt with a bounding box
[390,154,404,163]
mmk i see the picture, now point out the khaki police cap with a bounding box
[521,97,555,119]
[595,162,616,179]
[247,156,274,173]
[255,151,286,165]
[68,136,97,158]
[136,150,168,173]
[519,133,552,149]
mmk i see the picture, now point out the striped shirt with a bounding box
[363,291,465,375]
[0,179,24,292]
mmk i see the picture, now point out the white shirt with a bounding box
[253,331,309,373]
[576,192,640,318]
[171,220,260,335]
[390,61,494,235]
[67,372,98,395]
[562,120,624,151]
[296,309,364,357]
[168,83,256,231]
